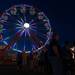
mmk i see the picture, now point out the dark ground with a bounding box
[0,64,51,75]
[0,63,75,75]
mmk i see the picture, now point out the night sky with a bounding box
[0,0,75,45]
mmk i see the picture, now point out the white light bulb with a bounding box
[24,23,30,28]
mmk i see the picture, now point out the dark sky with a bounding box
[0,0,75,45]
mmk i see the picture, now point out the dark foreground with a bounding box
[0,64,51,75]
[0,64,75,75]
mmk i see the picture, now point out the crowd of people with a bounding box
[16,32,75,75]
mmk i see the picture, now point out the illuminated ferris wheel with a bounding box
[0,4,52,53]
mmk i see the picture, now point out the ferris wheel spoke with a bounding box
[16,26,23,29]
[3,40,8,45]
[20,29,25,36]
[17,20,23,25]
[38,28,48,30]
[8,30,22,46]
[38,31,47,37]
[20,18,24,23]
[4,36,10,41]
[31,31,47,42]
[30,28,37,32]
[23,44,26,51]
[16,23,22,27]
[30,25,37,31]
[24,31,26,37]
[23,31,26,51]
[31,44,37,51]
[16,29,22,33]
[30,38,39,48]
[30,32,43,47]
[31,23,36,26]
[12,43,22,52]
[2,36,10,45]
[29,19,34,24]
[13,48,22,53]
[31,25,37,29]
[2,28,7,32]
[13,43,16,48]
[24,16,26,22]
[5,12,11,16]
[27,30,30,37]
[38,34,47,40]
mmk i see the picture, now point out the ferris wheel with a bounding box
[0,4,52,53]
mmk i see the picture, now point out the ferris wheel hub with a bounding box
[24,23,30,28]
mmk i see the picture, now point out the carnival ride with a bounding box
[0,4,52,54]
